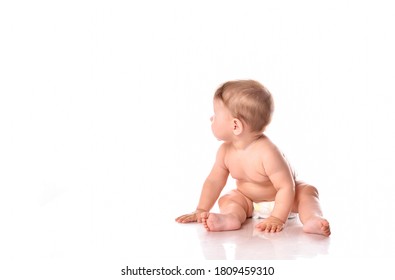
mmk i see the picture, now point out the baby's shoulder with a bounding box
[218,142,233,154]
[216,142,232,156]
[252,136,283,158]
[254,135,278,150]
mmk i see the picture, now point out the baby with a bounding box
[176,80,331,236]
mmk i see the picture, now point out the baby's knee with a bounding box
[218,194,228,205]
[304,185,319,197]
[218,193,235,206]
[218,191,247,207]
[297,184,319,198]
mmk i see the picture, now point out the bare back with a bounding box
[222,135,295,203]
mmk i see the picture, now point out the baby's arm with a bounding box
[256,147,295,232]
[176,144,229,223]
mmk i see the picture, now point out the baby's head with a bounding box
[214,80,274,133]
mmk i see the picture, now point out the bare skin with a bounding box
[176,99,331,237]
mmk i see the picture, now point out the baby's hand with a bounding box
[255,216,285,233]
[175,210,205,223]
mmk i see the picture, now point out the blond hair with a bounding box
[214,80,274,132]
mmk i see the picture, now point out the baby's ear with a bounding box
[232,118,243,136]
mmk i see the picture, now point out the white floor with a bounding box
[124,203,395,261]
[167,216,331,260]
[2,177,395,280]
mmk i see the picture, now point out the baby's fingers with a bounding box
[265,224,274,233]
[175,215,189,223]
[255,222,268,231]
[175,214,197,223]
[269,224,283,233]
[255,222,283,233]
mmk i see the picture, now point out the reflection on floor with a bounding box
[174,216,330,260]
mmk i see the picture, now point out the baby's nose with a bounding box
[210,116,213,122]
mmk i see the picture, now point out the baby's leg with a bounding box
[292,182,331,236]
[201,190,253,232]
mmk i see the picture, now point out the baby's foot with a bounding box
[303,216,331,237]
[201,212,241,232]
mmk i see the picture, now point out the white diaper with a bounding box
[253,201,297,219]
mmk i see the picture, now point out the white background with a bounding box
[1,0,395,279]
